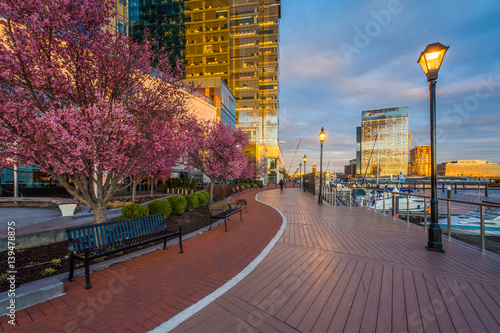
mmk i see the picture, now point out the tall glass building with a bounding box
[361,107,409,177]
[129,0,281,182]
[356,126,361,176]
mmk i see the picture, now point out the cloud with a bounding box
[278,0,500,172]
[280,51,343,83]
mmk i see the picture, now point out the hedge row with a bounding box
[119,190,210,220]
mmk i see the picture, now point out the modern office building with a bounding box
[129,0,281,182]
[410,145,431,177]
[437,160,500,178]
[360,106,409,177]
[184,77,236,128]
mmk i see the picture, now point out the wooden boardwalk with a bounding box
[173,188,500,333]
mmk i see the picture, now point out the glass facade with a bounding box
[185,77,236,128]
[361,107,409,177]
[130,0,281,180]
[230,0,280,182]
[356,126,361,175]
[410,145,430,176]
[130,0,186,65]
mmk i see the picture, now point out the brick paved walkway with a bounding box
[0,187,282,332]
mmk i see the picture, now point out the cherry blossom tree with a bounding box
[0,0,195,223]
[247,159,267,184]
[188,120,249,202]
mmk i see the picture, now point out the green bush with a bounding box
[147,199,172,218]
[120,203,149,219]
[167,195,187,215]
[195,190,210,205]
[184,193,199,211]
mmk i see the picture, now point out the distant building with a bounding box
[360,107,409,177]
[184,78,236,128]
[437,160,500,178]
[344,159,356,178]
[410,145,431,176]
[356,126,361,176]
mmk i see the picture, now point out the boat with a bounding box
[437,201,500,231]
[369,187,429,212]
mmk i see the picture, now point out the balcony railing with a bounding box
[314,185,500,253]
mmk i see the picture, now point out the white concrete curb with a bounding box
[150,190,287,333]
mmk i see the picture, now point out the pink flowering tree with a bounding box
[188,120,249,202]
[0,0,195,223]
[247,159,267,184]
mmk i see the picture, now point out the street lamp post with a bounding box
[418,42,449,253]
[318,127,327,203]
[299,163,302,188]
[303,155,307,192]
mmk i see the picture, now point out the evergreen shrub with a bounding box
[184,193,199,211]
[147,199,172,218]
[167,195,187,215]
[120,204,149,219]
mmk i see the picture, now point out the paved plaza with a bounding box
[2,187,500,332]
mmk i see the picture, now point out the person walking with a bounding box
[279,179,284,191]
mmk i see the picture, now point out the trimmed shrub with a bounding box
[167,195,187,215]
[147,199,172,218]
[196,190,210,205]
[120,203,149,219]
[194,192,206,206]
[184,193,199,211]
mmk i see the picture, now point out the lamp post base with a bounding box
[426,226,445,253]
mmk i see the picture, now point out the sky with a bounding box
[278,0,500,174]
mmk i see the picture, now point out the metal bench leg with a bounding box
[84,249,92,289]
[240,209,242,221]
[178,222,183,253]
[68,254,75,282]
[209,218,213,231]
[224,217,228,232]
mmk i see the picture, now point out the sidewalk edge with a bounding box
[150,191,287,333]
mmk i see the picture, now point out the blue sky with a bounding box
[278,0,500,174]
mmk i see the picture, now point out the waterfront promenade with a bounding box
[3,187,500,332]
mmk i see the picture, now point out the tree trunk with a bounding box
[132,179,137,203]
[210,178,215,203]
[150,177,154,198]
[92,203,107,224]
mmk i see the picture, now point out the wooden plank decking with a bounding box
[172,188,500,332]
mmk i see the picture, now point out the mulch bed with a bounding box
[0,205,212,292]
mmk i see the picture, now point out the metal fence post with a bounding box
[447,200,451,239]
[406,194,410,223]
[481,205,485,252]
[424,199,428,230]
[383,192,385,215]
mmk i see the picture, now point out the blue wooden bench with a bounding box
[66,214,182,289]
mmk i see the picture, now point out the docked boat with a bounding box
[369,188,429,212]
[438,201,500,231]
